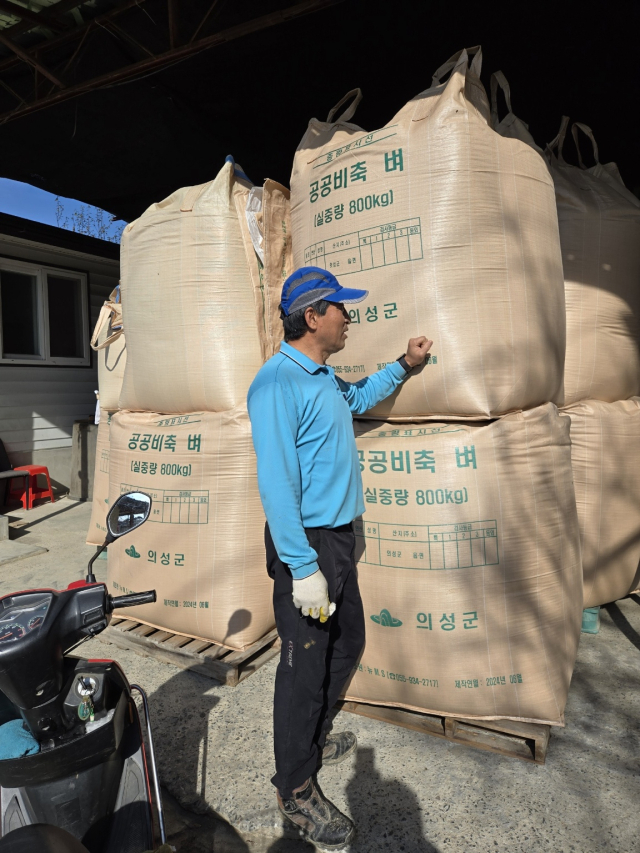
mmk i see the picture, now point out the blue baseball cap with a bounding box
[280,267,368,317]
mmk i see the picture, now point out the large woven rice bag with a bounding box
[346,403,582,725]
[564,399,640,607]
[86,417,111,546]
[90,287,126,414]
[289,47,565,419]
[546,119,640,404]
[106,407,274,650]
[118,160,264,413]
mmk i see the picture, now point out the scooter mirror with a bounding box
[106,492,152,539]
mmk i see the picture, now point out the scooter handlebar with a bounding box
[109,591,156,609]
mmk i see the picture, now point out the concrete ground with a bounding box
[0,497,639,853]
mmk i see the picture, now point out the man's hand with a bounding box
[405,336,433,369]
[292,570,335,622]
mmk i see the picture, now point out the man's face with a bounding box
[315,302,351,354]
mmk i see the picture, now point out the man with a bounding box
[247,266,432,849]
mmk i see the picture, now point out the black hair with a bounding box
[281,299,332,342]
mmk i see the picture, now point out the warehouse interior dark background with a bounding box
[1,0,638,223]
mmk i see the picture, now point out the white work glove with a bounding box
[292,570,336,622]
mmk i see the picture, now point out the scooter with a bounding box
[0,491,166,853]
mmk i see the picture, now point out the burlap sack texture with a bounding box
[563,399,640,608]
[345,403,582,725]
[106,407,274,650]
[90,287,126,414]
[289,46,566,420]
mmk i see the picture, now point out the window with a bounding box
[0,260,89,366]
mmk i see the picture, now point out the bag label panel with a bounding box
[356,519,499,570]
[304,217,422,274]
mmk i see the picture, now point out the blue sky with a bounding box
[0,178,126,241]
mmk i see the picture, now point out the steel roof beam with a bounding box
[0,0,85,38]
[0,0,70,32]
[0,0,345,124]
[0,30,64,87]
[0,0,150,73]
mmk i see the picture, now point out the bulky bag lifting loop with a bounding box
[290,44,565,419]
[546,117,600,170]
[326,88,363,124]
[179,182,208,213]
[546,115,570,164]
[90,302,123,351]
[431,45,482,86]
[488,70,539,149]
[179,158,252,213]
[571,122,600,169]
[490,70,512,128]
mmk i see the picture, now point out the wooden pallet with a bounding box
[99,618,280,686]
[337,700,550,764]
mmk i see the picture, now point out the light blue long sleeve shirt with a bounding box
[247,341,407,579]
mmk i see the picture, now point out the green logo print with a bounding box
[370,609,403,627]
[125,545,141,559]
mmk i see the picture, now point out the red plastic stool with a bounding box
[7,465,54,509]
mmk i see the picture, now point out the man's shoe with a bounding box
[321,731,357,766]
[277,777,355,850]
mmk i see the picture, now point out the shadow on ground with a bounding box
[148,670,251,853]
[262,746,438,853]
[603,599,640,652]
[344,746,439,853]
[2,499,81,538]
[148,668,439,852]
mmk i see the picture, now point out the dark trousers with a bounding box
[265,522,365,798]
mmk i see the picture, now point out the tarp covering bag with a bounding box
[346,403,582,725]
[119,159,265,413]
[289,47,566,419]
[90,287,126,414]
[564,398,640,607]
[546,118,640,405]
[106,407,274,650]
[86,417,111,546]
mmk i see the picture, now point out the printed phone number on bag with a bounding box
[355,663,438,688]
